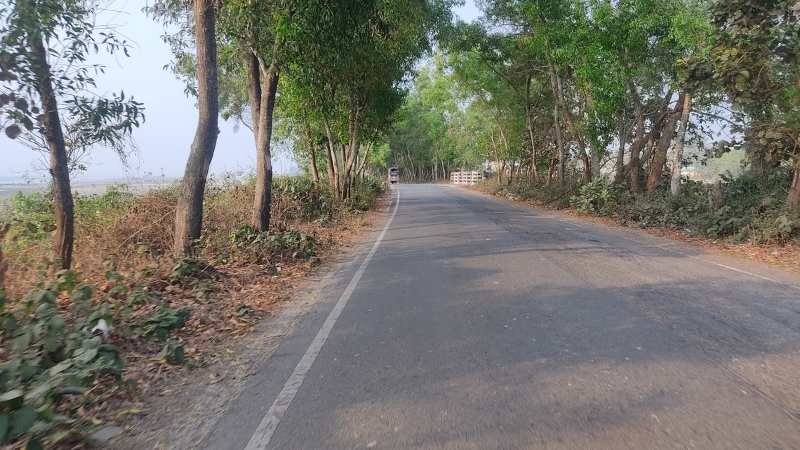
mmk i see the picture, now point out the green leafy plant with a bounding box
[229,226,318,264]
[0,271,125,448]
[570,178,615,216]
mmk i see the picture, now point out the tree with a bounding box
[704,0,800,211]
[147,0,220,255]
[0,0,144,269]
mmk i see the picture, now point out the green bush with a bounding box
[272,176,335,220]
[570,178,615,216]
[230,226,318,264]
[0,271,124,448]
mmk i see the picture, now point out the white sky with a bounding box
[1,0,480,183]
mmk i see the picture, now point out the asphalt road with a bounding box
[200,184,800,450]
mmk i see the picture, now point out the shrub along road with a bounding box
[188,184,800,448]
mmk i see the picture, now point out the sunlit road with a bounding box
[201,184,800,449]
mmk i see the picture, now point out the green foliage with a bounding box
[230,227,318,264]
[344,177,386,212]
[134,307,191,342]
[272,176,334,220]
[570,178,616,215]
[0,271,124,447]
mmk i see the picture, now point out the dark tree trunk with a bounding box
[174,0,219,256]
[246,50,261,144]
[546,53,566,182]
[789,157,800,213]
[303,127,320,183]
[627,79,645,193]
[31,35,74,269]
[251,68,279,231]
[615,118,629,183]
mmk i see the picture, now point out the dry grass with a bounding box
[0,176,386,435]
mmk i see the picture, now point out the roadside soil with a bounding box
[97,198,391,449]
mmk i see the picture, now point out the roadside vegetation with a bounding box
[0,175,384,448]
[2,0,800,447]
[379,0,800,251]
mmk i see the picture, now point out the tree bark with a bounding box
[546,53,566,182]
[555,69,590,182]
[646,93,684,194]
[174,0,218,256]
[303,127,320,183]
[671,92,692,195]
[788,157,800,213]
[246,50,261,145]
[342,106,361,200]
[525,75,539,183]
[31,35,74,269]
[627,78,645,193]
[251,67,278,231]
[615,118,629,183]
[322,112,341,200]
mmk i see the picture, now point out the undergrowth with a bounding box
[0,174,385,448]
[481,168,799,245]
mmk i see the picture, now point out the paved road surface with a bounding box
[200,184,800,449]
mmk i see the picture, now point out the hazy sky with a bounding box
[1,1,480,183]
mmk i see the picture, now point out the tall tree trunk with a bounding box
[31,35,73,269]
[251,68,279,231]
[614,120,626,182]
[303,127,320,183]
[246,50,261,145]
[525,75,539,183]
[174,0,218,256]
[546,52,566,182]
[788,157,800,213]
[646,93,684,194]
[342,107,361,200]
[322,112,340,200]
[627,78,645,193]
[671,92,692,195]
[555,69,590,183]
[358,142,372,178]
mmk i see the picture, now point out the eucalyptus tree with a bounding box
[0,0,144,268]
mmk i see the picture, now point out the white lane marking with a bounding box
[244,188,401,450]
[616,235,800,291]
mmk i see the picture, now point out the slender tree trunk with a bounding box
[358,142,372,178]
[342,107,361,200]
[546,52,566,182]
[322,112,341,200]
[31,35,73,269]
[246,50,261,144]
[555,69,590,183]
[525,75,539,183]
[627,79,645,193]
[173,0,219,256]
[788,157,800,213]
[615,118,629,183]
[646,93,683,194]
[303,127,320,183]
[671,92,692,195]
[251,68,279,231]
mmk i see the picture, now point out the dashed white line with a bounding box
[244,188,401,450]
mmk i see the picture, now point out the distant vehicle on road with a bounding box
[388,167,399,184]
